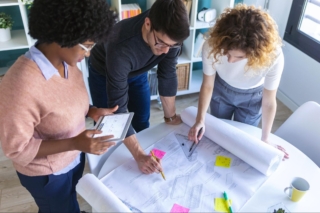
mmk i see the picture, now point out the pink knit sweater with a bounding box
[0,56,89,176]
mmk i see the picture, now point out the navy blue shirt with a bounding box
[90,10,180,137]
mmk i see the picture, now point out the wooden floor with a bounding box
[0,93,292,212]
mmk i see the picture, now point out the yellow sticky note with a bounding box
[215,156,232,168]
[214,198,232,212]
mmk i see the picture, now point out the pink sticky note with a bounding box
[170,203,190,213]
[152,148,166,159]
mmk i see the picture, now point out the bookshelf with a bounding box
[0,0,236,104]
[109,0,234,100]
[0,0,33,70]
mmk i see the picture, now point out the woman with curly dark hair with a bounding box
[0,0,117,212]
[188,4,289,158]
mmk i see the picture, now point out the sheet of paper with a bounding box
[101,124,268,212]
[100,106,284,212]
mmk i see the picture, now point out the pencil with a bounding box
[150,151,166,180]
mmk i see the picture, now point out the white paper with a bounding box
[101,125,267,212]
[99,106,284,212]
[76,174,132,212]
[181,106,284,176]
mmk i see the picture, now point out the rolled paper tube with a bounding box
[181,106,284,176]
[76,173,132,212]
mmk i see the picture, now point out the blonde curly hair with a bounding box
[207,4,282,71]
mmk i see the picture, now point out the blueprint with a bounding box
[101,124,269,212]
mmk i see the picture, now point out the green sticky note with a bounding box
[215,155,232,168]
[214,198,232,212]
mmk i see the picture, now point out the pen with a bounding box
[189,127,203,152]
[223,191,233,213]
[150,151,166,181]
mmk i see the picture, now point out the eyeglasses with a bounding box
[152,30,181,49]
[79,43,96,53]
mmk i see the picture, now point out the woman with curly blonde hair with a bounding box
[188,4,288,158]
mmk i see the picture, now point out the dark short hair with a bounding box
[28,0,117,47]
[149,0,190,42]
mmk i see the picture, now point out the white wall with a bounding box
[268,0,320,111]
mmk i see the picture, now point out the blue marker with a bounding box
[223,191,233,213]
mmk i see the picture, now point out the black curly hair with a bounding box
[28,0,117,47]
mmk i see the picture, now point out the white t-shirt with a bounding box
[202,40,284,90]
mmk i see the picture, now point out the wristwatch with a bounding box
[164,113,177,123]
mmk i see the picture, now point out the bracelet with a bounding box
[164,113,177,123]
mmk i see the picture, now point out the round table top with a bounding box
[97,120,320,212]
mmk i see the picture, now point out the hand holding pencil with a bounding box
[188,124,204,143]
[150,151,166,180]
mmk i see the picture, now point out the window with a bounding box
[284,0,320,63]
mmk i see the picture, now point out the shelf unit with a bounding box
[0,0,236,104]
[108,0,234,100]
[0,0,33,69]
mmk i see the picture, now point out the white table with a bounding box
[97,121,320,212]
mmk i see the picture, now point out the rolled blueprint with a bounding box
[181,106,284,176]
[76,173,132,212]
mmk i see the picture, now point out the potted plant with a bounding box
[273,208,286,213]
[0,12,14,42]
[21,0,33,9]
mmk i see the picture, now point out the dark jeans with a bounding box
[210,74,263,126]
[17,153,85,213]
[88,61,150,132]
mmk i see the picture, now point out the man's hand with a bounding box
[165,114,182,125]
[136,153,163,174]
[87,105,119,122]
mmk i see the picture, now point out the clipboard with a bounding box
[93,112,134,142]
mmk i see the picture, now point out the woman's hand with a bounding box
[263,139,289,160]
[87,105,119,122]
[188,122,205,143]
[72,129,116,155]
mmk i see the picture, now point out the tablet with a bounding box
[93,112,134,142]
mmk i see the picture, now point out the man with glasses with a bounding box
[88,0,190,175]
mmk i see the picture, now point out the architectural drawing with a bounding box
[171,175,189,199]
[101,124,270,212]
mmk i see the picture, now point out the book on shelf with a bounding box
[121,3,141,20]
[193,32,205,58]
[148,68,158,96]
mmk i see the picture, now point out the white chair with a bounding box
[86,141,123,177]
[274,101,320,167]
